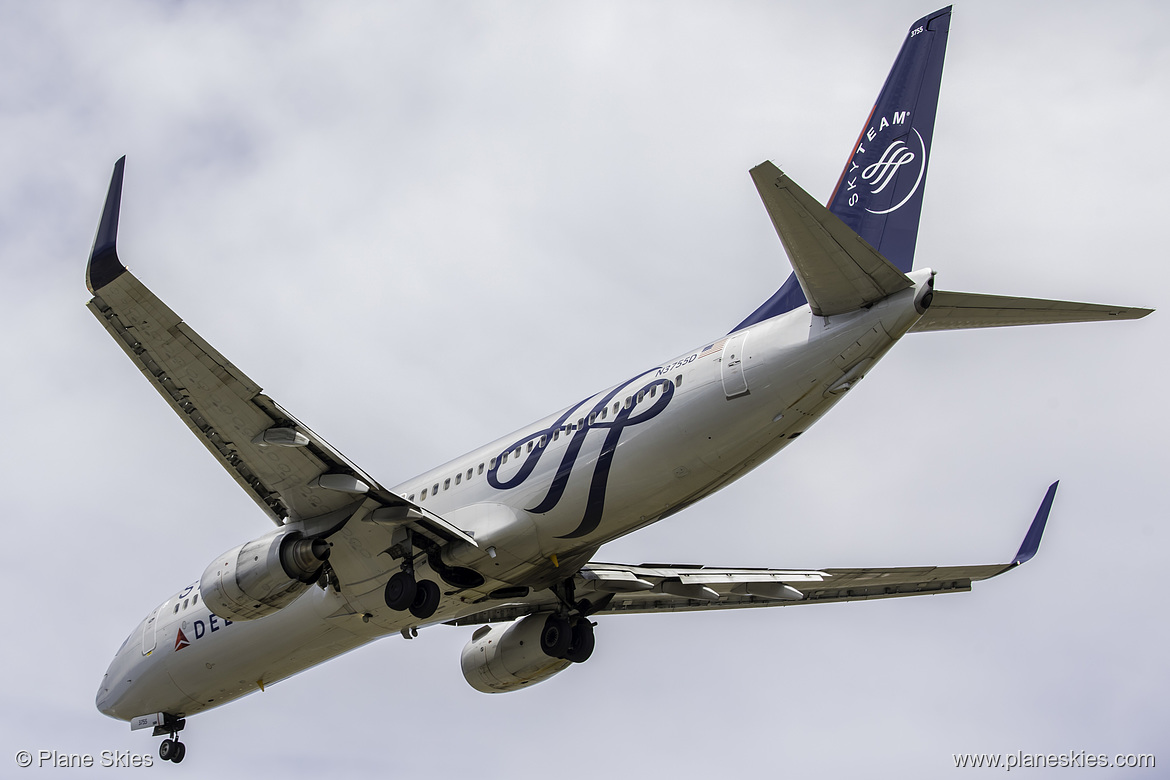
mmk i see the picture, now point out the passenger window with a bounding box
[514,447,521,458]
[421,489,427,500]
[540,435,547,447]
[676,374,682,387]
[625,397,632,409]
[432,483,439,494]
[490,457,496,469]
[193,594,199,605]
[649,385,657,398]
[553,430,560,441]
[173,604,179,614]
[578,418,585,429]
[444,479,450,490]
[637,391,645,403]
[502,452,508,464]
[589,412,597,424]
[478,463,485,474]
[408,493,415,501]
[455,473,461,485]
[183,599,189,610]
[613,402,620,414]
[527,441,533,453]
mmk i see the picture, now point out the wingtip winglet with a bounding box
[1012,481,1059,566]
[87,156,128,294]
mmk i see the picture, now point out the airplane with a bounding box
[90,6,1151,764]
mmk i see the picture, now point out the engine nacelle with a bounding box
[460,615,572,693]
[200,529,330,622]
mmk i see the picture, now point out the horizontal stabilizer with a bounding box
[750,162,913,317]
[910,290,1153,332]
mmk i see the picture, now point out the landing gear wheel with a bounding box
[384,571,417,611]
[564,619,595,663]
[159,740,175,762]
[408,579,441,619]
[540,614,572,659]
[170,741,186,763]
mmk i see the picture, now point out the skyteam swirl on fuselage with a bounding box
[488,369,674,539]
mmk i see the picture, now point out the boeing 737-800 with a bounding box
[89,7,1150,764]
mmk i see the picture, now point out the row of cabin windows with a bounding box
[407,376,681,503]
[172,593,201,614]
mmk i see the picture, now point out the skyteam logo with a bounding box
[842,109,927,216]
[488,368,673,539]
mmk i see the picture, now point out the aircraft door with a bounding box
[141,604,161,655]
[721,332,750,398]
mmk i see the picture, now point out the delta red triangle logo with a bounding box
[174,628,190,652]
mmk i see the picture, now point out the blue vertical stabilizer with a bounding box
[733,7,951,332]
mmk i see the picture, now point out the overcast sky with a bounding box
[2,1,1166,777]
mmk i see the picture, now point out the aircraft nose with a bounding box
[96,669,127,720]
[95,675,113,716]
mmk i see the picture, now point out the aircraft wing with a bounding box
[85,158,474,550]
[450,482,1057,625]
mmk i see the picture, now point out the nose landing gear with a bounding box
[158,737,185,763]
[151,715,187,763]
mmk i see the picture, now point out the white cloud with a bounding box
[1,1,1166,777]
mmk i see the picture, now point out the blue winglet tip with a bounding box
[87,156,128,293]
[1012,481,1059,566]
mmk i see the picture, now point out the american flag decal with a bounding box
[699,338,729,358]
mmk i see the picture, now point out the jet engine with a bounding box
[460,614,574,693]
[200,529,331,622]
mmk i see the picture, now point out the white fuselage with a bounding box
[96,274,930,722]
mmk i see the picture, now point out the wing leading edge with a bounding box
[451,482,1059,625]
[85,158,475,550]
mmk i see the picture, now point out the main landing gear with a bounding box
[384,570,441,619]
[537,578,601,664]
[384,553,441,620]
[540,613,595,663]
[381,527,443,620]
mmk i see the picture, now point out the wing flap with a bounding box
[449,483,1057,625]
[911,290,1153,332]
[448,562,1006,625]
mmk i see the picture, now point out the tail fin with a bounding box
[733,7,951,332]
